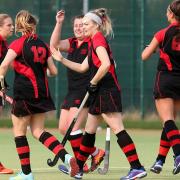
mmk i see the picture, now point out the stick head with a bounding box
[98,166,108,174]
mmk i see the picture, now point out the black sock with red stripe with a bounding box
[116,130,142,169]
[77,132,96,170]
[164,120,180,156]
[156,128,170,163]
[68,130,83,158]
[39,131,68,162]
[15,136,31,175]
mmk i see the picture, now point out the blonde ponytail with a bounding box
[93,8,113,38]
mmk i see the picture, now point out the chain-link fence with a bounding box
[0,0,172,118]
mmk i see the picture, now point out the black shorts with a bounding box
[89,88,122,115]
[11,98,55,117]
[61,90,88,109]
[154,71,180,99]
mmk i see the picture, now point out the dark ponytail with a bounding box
[170,0,180,17]
[169,0,180,41]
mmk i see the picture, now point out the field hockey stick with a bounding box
[0,75,6,106]
[0,91,13,104]
[98,126,110,174]
[47,92,89,167]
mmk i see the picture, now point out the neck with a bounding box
[0,32,7,40]
[170,18,179,24]
[77,39,84,46]
[91,30,99,39]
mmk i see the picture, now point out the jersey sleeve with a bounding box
[93,33,107,50]
[68,37,73,44]
[45,43,51,57]
[9,38,24,55]
[67,37,74,53]
[154,28,166,44]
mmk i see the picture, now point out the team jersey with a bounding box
[66,37,90,91]
[88,32,120,90]
[0,35,8,64]
[155,22,180,72]
[9,34,51,100]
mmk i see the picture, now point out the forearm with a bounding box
[142,37,159,60]
[61,57,84,73]
[50,22,63,49]
[90,64,110,84]
[0,64,9,77]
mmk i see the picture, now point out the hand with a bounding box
[51,48,64,62]
[87,83,98,94]
[56,10,65,24]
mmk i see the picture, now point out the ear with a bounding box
[96,24,100,29]
[170,11,175,18]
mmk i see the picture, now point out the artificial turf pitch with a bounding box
[0,128,179,180]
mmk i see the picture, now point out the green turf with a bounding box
[0,129,179,180]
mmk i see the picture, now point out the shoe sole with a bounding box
[130,172,147,179]
[69,158,79,177]
[150,167,162,174]
[0,171,14,174]
[58,166,69,175]
[173,162,180,175]
[74,174,83,180]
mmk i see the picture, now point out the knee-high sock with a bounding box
[156,128,170,163]
[39,131,68,162]
[15,136,31,175]
[164,120,180,156]
[68,130,83,158]
[116,130,142,169]
[77,132,96,170]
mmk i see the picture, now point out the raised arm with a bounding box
[141,37,159,61]
[50,10,70,52]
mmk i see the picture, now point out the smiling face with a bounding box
[73,18,85,40]
[82,16,99,38]
[0,17,14,39]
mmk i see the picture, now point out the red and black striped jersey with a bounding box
[9,34,51,100]
[66,37,90,91]
[88,32,120,90]
[155,22,180,72]
[0,35,8,64]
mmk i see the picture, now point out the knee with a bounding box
[85,125,97,134]
[59,126,66,135]
[108,123,124,134]
[31,129,44,139]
